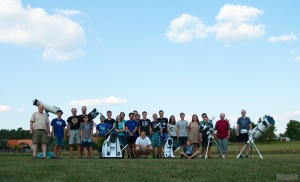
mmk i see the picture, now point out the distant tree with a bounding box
[0,128,31,139]
[0,139,9,149]
[229,125,236,142]
[285,120,300,140]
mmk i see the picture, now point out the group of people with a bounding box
[30,105,252,159]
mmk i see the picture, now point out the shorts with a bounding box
[202,140,212,147]
[82,138,93,147]
[178,137,188,145]
[152,133,161,147]
[237,133,249,144]
[69,130,81,145]
[54,136,64,146]
[32,130,48,144]
[126,136,137,144]
[136,146,153,153]
[217,138,228,153]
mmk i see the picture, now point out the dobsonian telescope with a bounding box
[32,99,60,159]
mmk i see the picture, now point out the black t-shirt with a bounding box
[199,122,213,141]
[139,119,151,136]
[78,114,90,122]
[151,121,161,133]
[104,118,116,129]
[157,117,168,133]
[67,115,82,130]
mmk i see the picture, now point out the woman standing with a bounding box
[115,115,126,157]
[188,114,201,152]
[167,115,177,141]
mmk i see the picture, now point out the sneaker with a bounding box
[239,155,243,158]
[128,155,131,159]
[152,155,155,159]
[246,155,248,158]
[156,155,160,159]
[32,156,37,159]
[180,155,184,159]
[70,156,73,159]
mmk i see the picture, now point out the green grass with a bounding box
[0,153,299,181]
[0,142,299,181]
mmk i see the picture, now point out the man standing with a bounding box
[135,131,153,158]
[139,111,151,137]
[176,113,188,158]
[104,111,115,129]
[236,109,252,158]
[151,113,162,158]
[51,110,66,159]
[157,110,168,141]
[67,108,82,159]
[125,113,138,158]
[215,113,230,158]
[30,105,50,159]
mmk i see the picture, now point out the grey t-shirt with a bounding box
[167,123,177,137]
[176,120,188,137]
[80,122,92,139]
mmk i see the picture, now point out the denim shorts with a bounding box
[54,136,64,146]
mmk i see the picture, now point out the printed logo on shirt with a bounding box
[72,118,78,124]
[56,121,63,125]
[142,120,148,127]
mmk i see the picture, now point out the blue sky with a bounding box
[0,0,299,135]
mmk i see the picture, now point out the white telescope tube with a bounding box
[33,99,60,114]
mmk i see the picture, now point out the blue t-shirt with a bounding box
[125,120,138,137]
[50,118,66,138]
[237,117,251,133]
[96,123,110,137]
[184,145,194,155]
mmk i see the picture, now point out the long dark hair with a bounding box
[169,115,176,125]
[192,114,200,126]
[116,115,121,130]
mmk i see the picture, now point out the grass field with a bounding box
[0,142,299,181]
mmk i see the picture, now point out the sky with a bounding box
[0,0,300,135]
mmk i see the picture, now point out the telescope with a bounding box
[33,99,60,115]
[237,115,276,159]
[252,115,275,140]
[102,128,128,158]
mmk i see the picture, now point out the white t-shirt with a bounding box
[30,111,50,130]
[135,136,151,147]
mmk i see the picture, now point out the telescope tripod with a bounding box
[205,133,225,159]
[236,136,263,159]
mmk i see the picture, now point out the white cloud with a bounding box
[166,4,265,44]
[0,105,13,112]
[295,56,300,62]
[165,14,208,43]
[268,32,298,42]
[70,96,127,107]
[0,0,85,61]
[54,9,82,17]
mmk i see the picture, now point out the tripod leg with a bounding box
[250,144,253,158]
[214,139,225,158]
[205,138,210,159]
[251,141,263,159]
[236,141,248,159]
